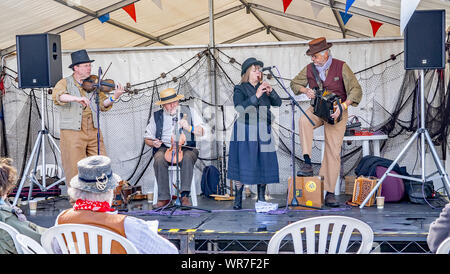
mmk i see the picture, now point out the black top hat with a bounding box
[69,49,95,69]
[241,57,264,76]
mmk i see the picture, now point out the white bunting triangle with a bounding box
[310,1,324,18]
[400,0,421,35]
[73,24,86,40]
[152,0,163,10]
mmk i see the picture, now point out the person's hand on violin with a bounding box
[178,119,191,132]
[76,96,90,107]
[113,83,126,100]
[152,138,162,148]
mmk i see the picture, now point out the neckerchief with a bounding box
[73,199,115,212]
[315,56,333,82]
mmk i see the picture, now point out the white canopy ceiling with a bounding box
[1,0,449,55]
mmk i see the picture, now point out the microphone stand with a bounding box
[267,67,321,210]
[95,67,102,155]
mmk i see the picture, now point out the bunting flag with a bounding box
[282,0,293,13]
[152,0,163,10]
[345,0,355,14]
[73,24,86,40]
[310,1,324,18]
[98,13,110,23]
[400,0,421,35]
[339,11,353,25]
[369,19,383,37]
[122,3,137,22]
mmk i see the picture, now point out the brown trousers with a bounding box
[299,106,348,193]
[60,114,106,187]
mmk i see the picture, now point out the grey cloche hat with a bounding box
[70,155,121,193]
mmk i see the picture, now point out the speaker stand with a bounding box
[12,88,65,206]
[359,70,450,208]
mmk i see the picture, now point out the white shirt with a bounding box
[143,107,204,145]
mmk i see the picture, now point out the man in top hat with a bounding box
[144,88,205,208]
[290,37,362,207]
[52,49,125,187]
[54,155,178,254]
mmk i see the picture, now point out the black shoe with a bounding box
[325,192,339,207]
[233,185,243,210]
[297,162,313,177]
[257,184,266,202]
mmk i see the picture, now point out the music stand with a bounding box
[359,70,450,208]
[267,67,323,210]
[155,110,211,217]
[13,88,65,206]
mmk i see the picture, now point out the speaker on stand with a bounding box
[13,33,65,206]
[360,10,450,208]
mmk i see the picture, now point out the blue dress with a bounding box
[227,82,282,185]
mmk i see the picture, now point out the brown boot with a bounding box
[181,196,192,207]
[153,199,170,209]
[325,192,339,207]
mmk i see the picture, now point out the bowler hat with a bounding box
[306,37,333,56]
[69,49,94,69]
[241,57,264,76]
[70,155,121,193]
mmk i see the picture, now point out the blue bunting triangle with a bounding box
[98,13,110,23]
[339,11,353,25]
[345,0,355,14]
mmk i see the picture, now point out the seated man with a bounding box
[54,155,178,254]
[144,88,205,208]
[0,158,46,254]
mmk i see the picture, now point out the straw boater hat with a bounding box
[70,156,121,193]
[156,88,184,105]
[68,49,95,69]
[306,37,333,56]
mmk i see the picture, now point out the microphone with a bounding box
[260,66,275,72]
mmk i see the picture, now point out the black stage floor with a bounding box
[20,193,448,254]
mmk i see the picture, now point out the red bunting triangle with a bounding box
[369,19,383,37]
[122,3,137,22]
[283,0,293,13]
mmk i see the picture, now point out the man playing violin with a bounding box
[52,49,125,188]
[144,88,205,209]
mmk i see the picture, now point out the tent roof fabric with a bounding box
[1,0,449,55]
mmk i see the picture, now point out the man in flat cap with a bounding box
[290,37,362,207]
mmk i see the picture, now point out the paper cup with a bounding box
[376,196,385,209]
[28,200,37,211]
[147,192,154,203]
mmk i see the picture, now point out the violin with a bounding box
[164,113,189,164]
[82,75,136,94]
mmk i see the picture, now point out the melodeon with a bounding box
[351,176,381,207]
[311,89,342,124]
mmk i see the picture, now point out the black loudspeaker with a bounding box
[16,33,62,88]
[404,10,445,70]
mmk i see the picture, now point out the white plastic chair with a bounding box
[41,224,139,254]
[0,221,23,254]
[15,234,47,254]
[153,166,198,206]
[267,216,374,254]
[436,237,450,254]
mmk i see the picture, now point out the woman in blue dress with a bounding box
[227,57,282,210]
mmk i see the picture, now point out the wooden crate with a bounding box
[287,176,323,210]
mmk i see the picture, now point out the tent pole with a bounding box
[209,0,219,175]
